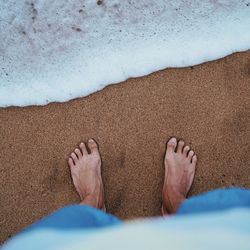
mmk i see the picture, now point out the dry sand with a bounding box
[0,51,250,243]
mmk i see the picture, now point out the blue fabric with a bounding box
[24,187,250,232]
[25,205,121,232]
[177,187,250,215]
[5,188,250,250]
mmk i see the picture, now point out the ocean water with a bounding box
[0,0,250,107]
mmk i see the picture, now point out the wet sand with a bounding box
[0,51,250,243]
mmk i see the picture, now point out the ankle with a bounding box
[163,189,186,214]
[80,194,100,209]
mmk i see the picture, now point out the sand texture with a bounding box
[0,51,250,243]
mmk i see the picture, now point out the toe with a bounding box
[183,146,190,156]
[71,152,78,163]
[177,140,185,153]
[74,148,82,159]
[68,158,74,168]
[88,138,99,154]
[192,155,197,165]
[188,150,194,161]
[166,137,177,153]
[79,142,87,155]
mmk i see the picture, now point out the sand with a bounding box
[0,51,250,243]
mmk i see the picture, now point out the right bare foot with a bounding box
[68,139,105,211]
[162,137,197,215]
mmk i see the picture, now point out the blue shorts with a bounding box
[24,187,250,232]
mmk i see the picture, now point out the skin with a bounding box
[68,139,105,210]
[162,137,197,215]
[68,137,197,215]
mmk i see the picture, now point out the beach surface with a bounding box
[0,51,250,243]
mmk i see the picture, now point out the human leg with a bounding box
[162,137,250,216]
[24,139,121,233]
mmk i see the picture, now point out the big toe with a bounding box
[166,137,177,154]
[88,139,99,154]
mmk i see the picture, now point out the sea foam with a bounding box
[0,0,250,107]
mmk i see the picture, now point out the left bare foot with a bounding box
[68,139,105,211]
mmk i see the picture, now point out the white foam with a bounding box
[0,0,250,107]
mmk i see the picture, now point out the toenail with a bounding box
[88,139,94,142]
[169,138,176,143]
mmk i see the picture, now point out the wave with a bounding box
[0,0,250,106]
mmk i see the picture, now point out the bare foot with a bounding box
[162,137,197,215]
[68,139,105,211]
